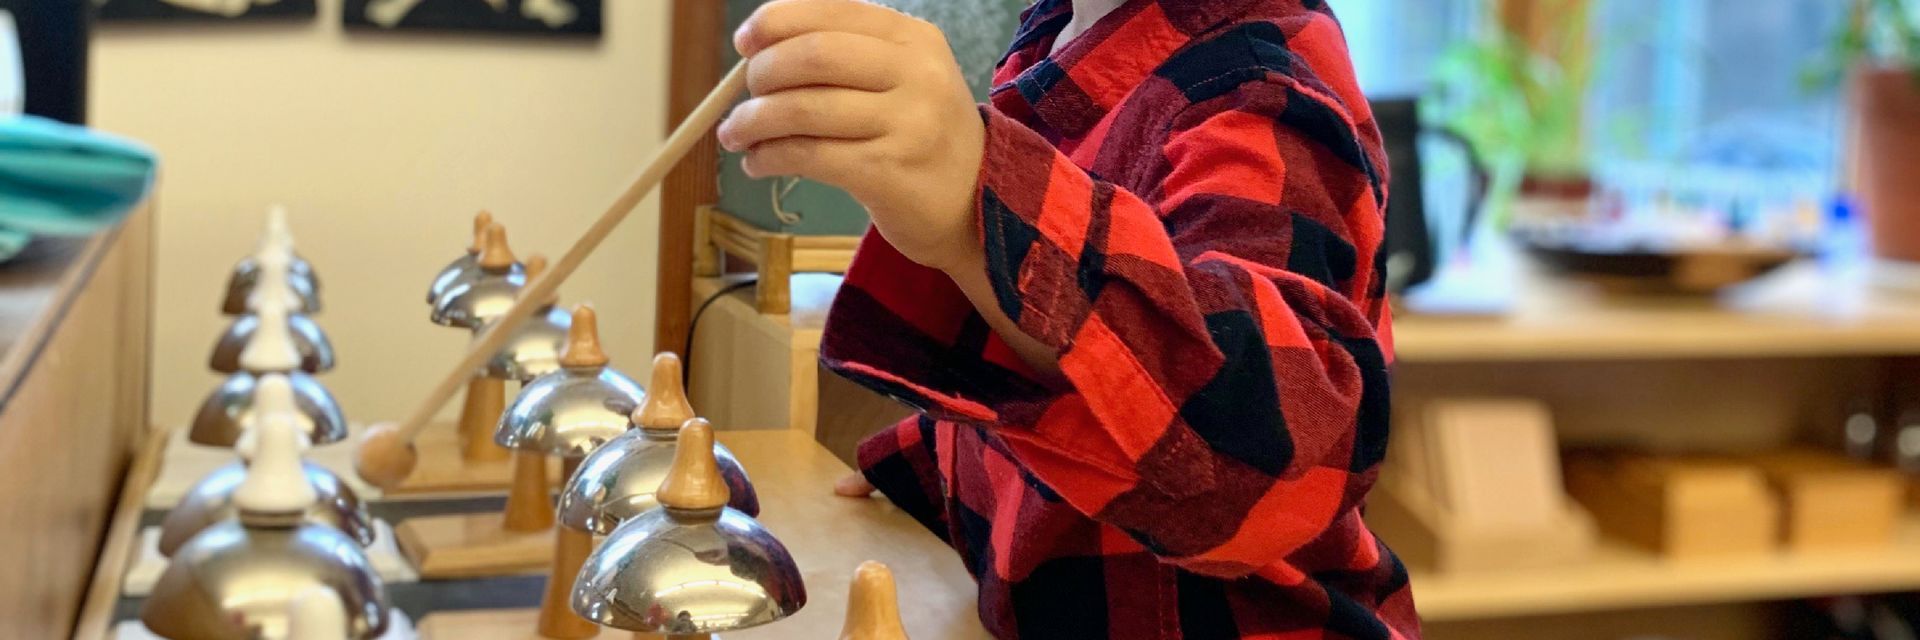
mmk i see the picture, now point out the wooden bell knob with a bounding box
[633,352,693,431]
[468,211,494,254]
[477,223,516,273]
[656,418,729,511]
[523,255,558,306]
[840,561,910,640]
[559,304,608,368]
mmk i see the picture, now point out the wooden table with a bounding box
[87,426,989,639]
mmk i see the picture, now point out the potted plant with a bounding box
[1816,0,1920,263]
[1429,8,1594,230]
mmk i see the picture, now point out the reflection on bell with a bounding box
[161,375,373,556]
[558,352,758,536]
[143,409,389,640]
[288,587,353,640]
[428,211,522,307]
[570,419,805,634]
[479,255,570,383]
[223,207,320,316]
[431,222,525,329]
[839,562,911,640]
[210,252,335,374]
[189,316,347,446]
[494,304,646,458]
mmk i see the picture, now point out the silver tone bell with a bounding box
[161,376,373,556]
[158,458,373,557]
[223,206,320,316]
[494,304,646,458]
[571,418,806,635]
[210,253,334,373]
[479,255,570,383]
[558,352,758,536]
[431,222,524,329]
[143,408,389,640]
[190,306,348,447]
[427,210,518,307]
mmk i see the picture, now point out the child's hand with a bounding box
[720,0,986,273]
[834,472,876,498]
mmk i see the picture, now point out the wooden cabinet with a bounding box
[0,203,153,639]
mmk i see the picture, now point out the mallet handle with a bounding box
[392,61,748,444]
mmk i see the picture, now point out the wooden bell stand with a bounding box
[395,299,602,579]
[397,221,563,496]
[692,206,857,315]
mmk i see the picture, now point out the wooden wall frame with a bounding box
[654,0,730,358]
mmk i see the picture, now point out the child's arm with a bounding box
[727,0,1391,579]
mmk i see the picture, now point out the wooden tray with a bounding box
[693,206,858,314]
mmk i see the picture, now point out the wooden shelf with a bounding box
[1413,515,1920,622]
[1394,263,1920,363]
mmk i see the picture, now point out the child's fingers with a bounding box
[833,472,876,498]
[746,31,900,96]
[719,88,887,152]
[735,0,913,57]
[738,136,871,188]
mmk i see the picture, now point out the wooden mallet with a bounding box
[356,60,749,489]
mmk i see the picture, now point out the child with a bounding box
[719,0,1416,637]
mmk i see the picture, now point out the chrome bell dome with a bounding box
[427,211,514,307]
[557,352,758,535]
[143,410,388,640]
[431,222,524,329]
[159,396,374,557]
[223,207,320,316]
[478,255,570,383]
[494,304,645,458]
[570,419,805,634]
[190,319,347,447]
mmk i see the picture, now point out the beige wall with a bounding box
[89,1,672,427]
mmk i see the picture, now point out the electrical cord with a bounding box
[682,277,760,388]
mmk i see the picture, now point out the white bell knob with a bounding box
[246,243,300,312]
[233,428,315,462]
[234,407,318,515]
[287,586,350,640]
[240,298,302,373]
[234,425,314,462]
[237,374,314,461]
[265,205,295,253]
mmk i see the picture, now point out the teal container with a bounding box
[718,0,1031,236]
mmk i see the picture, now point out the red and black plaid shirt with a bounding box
[819,0,1416,637]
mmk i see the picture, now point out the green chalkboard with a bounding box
[718,0,1032,236]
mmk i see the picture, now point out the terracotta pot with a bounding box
[1854,64,1920,263]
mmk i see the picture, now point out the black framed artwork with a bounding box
[342,0,601,37]
[93,0,317,22]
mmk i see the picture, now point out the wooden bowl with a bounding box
[1520,236,1801,295]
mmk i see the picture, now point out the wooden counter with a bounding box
[1394,262,1920,363]
[0,202,154,639]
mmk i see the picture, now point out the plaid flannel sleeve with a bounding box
[824,77,1391,579]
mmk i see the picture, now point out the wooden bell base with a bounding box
[395,512,551,579]
[388,424,564,497]
[418,609,713,639]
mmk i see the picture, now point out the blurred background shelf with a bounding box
[1414,515,1920,622]
[1394,263,1920,363]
